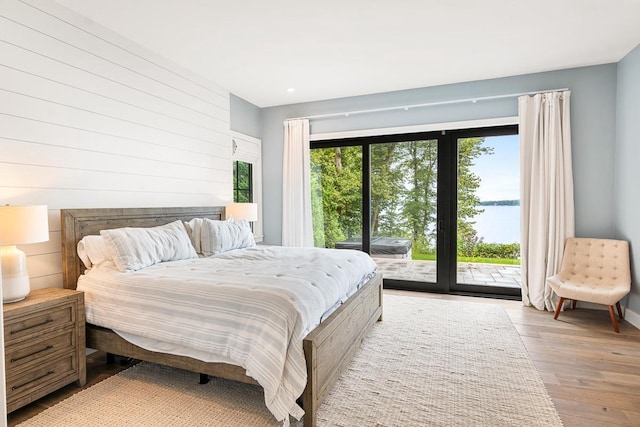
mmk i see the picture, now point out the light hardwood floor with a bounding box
[8,291,640,427]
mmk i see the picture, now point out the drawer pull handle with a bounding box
[10,345,54,363]
[11,371,55,391]
[10,318,54,335]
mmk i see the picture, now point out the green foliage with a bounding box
[398,140,438,253]
[310,137,511,264]
[456,138,493,253]
[457,221,481,257]
[472,243,521,259]
[371,143,404,237]
[233,161,252,202]
[310,147,362,248]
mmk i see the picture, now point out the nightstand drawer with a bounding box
[4,302,75,343]
[6,352,77,408]
[5,327,76,371]
[3,288,86,413]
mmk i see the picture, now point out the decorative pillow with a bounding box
[77,235,113,269]
[184,218,205,254]
[201,218,255,256]
[100,220,198,272]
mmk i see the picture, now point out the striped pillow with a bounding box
[101,220,198,272]
[200,218,255,256]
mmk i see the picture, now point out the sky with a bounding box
[469,134,520,202]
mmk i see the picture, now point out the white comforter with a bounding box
[77,245,377,424]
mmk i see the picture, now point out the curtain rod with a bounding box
[289,88,569,121]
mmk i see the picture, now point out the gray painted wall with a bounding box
[615,43,640,315]
[230,94,262,139]
[262,64,618,257]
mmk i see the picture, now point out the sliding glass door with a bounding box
[311,126,520,298]
[370,139,439,285]
[452,130,520,296]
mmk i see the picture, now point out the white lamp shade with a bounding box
[0,205,49,245]
[226,203,258,222]
[0,205,49,303]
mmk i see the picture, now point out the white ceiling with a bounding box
[54,0,640,108]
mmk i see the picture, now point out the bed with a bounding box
[60,206,383,426]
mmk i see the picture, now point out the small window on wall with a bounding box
[233,160,253,203]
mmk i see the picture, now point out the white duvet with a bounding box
[77,245,377,424]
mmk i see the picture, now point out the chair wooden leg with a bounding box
[608,306,620,333]
[553,297,565,320]
[616,302,624,320]
[571,299,577,310]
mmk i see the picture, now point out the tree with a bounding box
[456,138,493,256]
[397,140,438,253]
[310,147,362,248]
[371,144,404,236]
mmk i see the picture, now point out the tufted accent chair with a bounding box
[547,237,631,332]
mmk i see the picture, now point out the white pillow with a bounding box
[77,235,113,269]
[184,218,204,254]
[201,218,255,256]
[100,220,198,272]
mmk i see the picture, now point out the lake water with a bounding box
[472,205,520,244]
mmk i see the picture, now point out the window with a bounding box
[233,160,253,203]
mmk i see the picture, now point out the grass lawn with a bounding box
[412,253,520,265]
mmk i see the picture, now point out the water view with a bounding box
[473,205,520,244]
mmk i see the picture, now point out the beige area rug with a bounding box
[20,295,563,427]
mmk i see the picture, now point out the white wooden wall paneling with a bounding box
[0,0,233,290]
[2,1,229,115]
[0,113,224,169]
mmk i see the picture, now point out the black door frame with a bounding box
[311,125,521,299]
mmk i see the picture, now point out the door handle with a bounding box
[438,220,444,233]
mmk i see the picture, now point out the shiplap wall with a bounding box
[0,0,232,290]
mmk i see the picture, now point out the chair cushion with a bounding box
[547,275,630,306]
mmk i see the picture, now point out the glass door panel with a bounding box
[310,146,362,249]
[454,134,521,295]
[370,139,438,284]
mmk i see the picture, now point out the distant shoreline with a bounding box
[479,199,520,206]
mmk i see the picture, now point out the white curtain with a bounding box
[282,119,314,247]
[519,91,575,311]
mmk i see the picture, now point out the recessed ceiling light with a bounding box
[287,87,295,93]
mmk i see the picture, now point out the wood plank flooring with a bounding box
[8,291,640,427]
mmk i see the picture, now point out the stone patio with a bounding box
[373,257,521,288]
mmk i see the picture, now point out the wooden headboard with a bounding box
[61,206,225,290]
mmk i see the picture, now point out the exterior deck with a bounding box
[373,258,521,288]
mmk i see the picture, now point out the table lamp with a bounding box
[226,203,258,222]
[0,205,49,303]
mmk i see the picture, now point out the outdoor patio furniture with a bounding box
[335,237,412,259]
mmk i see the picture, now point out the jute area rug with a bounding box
[20,295,563,427]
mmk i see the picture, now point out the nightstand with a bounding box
[3,288,86,413]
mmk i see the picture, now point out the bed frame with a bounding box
[61,207,383,426]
